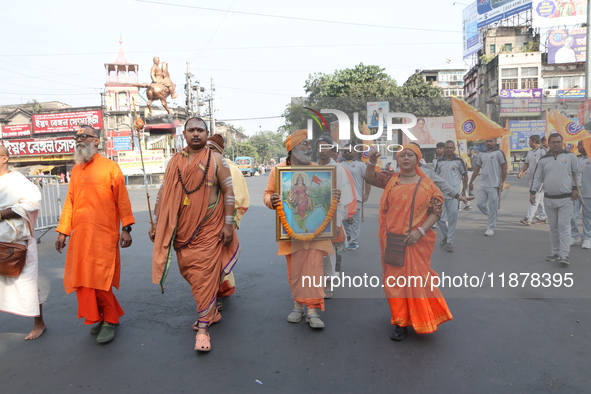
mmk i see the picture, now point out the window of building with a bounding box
[502,78,518,89]
[501,68,518,77]
[521,67,538,77]
[503,43,512,52]
[521,78,538,89]
[490,44,496,54]
[563,76,580,89]
[426,76,437,82]
[544,77,560,89]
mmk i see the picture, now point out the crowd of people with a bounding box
[2,122,589,349]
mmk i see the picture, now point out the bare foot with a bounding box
[25,323,46,340]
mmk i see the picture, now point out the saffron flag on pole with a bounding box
[311,175,322,185]
[550,109,591,143]
[545,110,557,138]
[451,97,512,141]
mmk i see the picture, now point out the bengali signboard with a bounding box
[477,0,533,29]
[117,150,166,175]
[548,28,586,64]
[508,120,546,151]
[463,2,482,58]
[499,89,543,115]
[1,124,31,138]
[0,137,75,156]
[532,0,587,27]
[32,110,103,134]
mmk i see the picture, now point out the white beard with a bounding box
[74,141,96,164]
[292,145,312,164]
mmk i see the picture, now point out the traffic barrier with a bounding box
[26,175,62,243]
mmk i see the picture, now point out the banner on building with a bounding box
[113,136,132,151]
[0,137,76,156]
[1,124,31,138]
[508,120,546,151]
[463,2,482,58]
[532,0,587,27]
[499,89,543,115]
[548,28,586,64]
[401,116,456,148]
[557,88,586,101]
[477,0,533,29]
[117,150,166,175]
[367,101,389,129]
[32,110,103,134]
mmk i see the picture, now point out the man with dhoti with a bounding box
[151,118,239,352]
[264,129,341,329]
[55,126,135,344]
[0,146,46,340]
[207,134,249,308]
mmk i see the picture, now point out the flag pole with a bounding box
[132,98,154,232]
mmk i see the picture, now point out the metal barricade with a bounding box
[26,175,62,243]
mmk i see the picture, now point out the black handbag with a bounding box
[384,178,421,267]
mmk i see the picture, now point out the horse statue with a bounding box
[136,58,178,115]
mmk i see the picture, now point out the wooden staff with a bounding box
[574,172,585,207]
[132,98,154,231]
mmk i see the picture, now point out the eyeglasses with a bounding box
[73,133,98,141]
[299,141,311,147]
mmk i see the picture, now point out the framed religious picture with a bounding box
[275,166,337,241]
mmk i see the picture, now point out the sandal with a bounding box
[216,300,224,311]
[286,308,304,323]
[306,312,325,329]
[195,332,211,352]
[193,312,222,331]
[390,325,407,341]
[90,321,103,335]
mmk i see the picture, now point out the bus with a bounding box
[235,156,255,176]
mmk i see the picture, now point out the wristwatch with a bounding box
[122,225,132,233]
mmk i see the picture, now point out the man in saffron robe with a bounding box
[207,134,249,307]
[264,129,340,329]
[151,117,239,352]
[55,126,134,344]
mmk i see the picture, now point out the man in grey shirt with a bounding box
[435,140,468,252]
[518,135,547,225]
[469,138,508,236]
[571,140,591,249]
[530,133,582,265]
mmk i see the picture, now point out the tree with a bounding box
[396,72,450,117]
[249,130,287,164]
[234,142,259,162]
[27,99,43,114]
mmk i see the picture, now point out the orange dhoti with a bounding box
[286,249,326,311]
[76,287,124,325]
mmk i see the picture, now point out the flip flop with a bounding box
[195,332,211,352]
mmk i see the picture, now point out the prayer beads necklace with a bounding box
[178,149,212,205]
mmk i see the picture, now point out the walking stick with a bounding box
[132,98,154,232]
[361,179,365,223]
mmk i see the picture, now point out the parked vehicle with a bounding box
[235,156,255,176]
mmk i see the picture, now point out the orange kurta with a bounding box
[56,154,135,294]
[152,147,240,328]
[375,172,453,334]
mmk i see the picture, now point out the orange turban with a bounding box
[207,134,225,154]
[400,143,427,178]
[285,129,307,152]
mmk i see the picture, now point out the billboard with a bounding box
[499,89,543,115]
[32,110,103,134]
[401,116,456,148]
[548,28,586,64]
[113,136,132,151]
[1,124,31,138]
[367,101,389,129]
[117,150,166,175]
[508,120,546,150]
[463,2,482,58]
[533,0,587,27]
[0,137,75,156]
[477,0,533,29]
[557,88,586,101]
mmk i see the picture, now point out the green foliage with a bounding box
[235,142,259,162]
[395,73,450,116]
[27,99,43,114]
[479,54,495,64]
[248,130,287,164]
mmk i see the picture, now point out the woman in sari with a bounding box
[365,144,453,341]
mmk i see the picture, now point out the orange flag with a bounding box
[500,134,511,165]
[545,110,557,138]
[451,97,512,141]
[551,109,591,143]
[582,137,591,158]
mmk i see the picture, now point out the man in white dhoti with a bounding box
[0,146,46,339]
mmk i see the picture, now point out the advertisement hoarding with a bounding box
[532,0,587,27]
[32,110,103,134]
[557,88,586,101]
[113,136,132,151]
[499,89,543,115]
[117,150,166,175]
[508,120,546,151]
[548,28,586,64]
[1,124,31,138]
[477,0,533,29]
[0,137,76,156]
[367,101,389,129]
[463,2,482,58]
[401,116,456,148]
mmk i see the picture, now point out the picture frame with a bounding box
[275,165,337,241]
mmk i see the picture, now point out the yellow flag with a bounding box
[550,109,591,143]
[545,110,557,138]
[451,97,512,141]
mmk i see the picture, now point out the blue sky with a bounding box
[1,0,467,135]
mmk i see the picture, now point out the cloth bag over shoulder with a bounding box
[384,178,421,267]
[0,241,27,277]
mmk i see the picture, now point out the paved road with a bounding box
[1,173,590,393]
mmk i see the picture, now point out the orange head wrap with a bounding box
[399,143,427,178]
[285,129,307,152]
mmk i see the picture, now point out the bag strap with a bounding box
[407,178,422,233]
